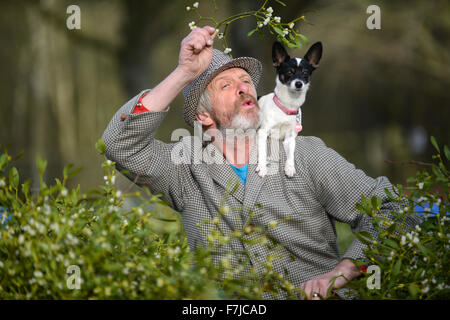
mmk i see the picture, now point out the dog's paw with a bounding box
[256,164,268,177]
[284,163,296,177]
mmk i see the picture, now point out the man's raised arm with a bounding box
[100,26,216,210]
[140,26,216,112]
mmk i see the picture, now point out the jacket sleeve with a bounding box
[300,136,418,262]
[101,90,185,211]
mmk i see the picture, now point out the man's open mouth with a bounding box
[241,98,255,109]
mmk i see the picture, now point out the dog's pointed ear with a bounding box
[272,41,290,67]
[304,42,322,68]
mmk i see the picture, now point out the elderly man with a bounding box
[102,26,403,300]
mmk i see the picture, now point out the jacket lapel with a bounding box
[242,140,266,220]
[202,142,247,232]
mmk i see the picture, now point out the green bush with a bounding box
[347,137,449,299]
[0,142,302,299]
[1,137,448,299]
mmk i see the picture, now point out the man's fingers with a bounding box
[317,283,328,300]
[311,293,321,300]
[207,29,217,45]
[300,281,313,300]
[197,26,216,46]
[298,283,305,300]
[301,280,329,300]
[182,26,216,54]
[309,284,320,300]
[177,25,216,81]
[203,25,216,35]
[303,281,312,300]
[194,41,203,53]
[185,35,206,53]
[185,28,215,53]
[203,25,217,42]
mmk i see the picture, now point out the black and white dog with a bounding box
[256,41,322,177]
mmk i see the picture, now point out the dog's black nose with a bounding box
[295,81,303,89]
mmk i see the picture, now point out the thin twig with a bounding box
[384,159,434,167]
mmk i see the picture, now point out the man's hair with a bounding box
[196,89,212,115]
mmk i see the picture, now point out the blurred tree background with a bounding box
[0,0,449,198]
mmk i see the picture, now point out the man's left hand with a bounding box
[299,259,360,300]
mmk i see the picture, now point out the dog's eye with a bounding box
[286,70,293,76]
[303,72,309,77]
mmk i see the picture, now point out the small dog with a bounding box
[256,41,322,177]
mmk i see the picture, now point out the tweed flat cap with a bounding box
[182,49,262,127]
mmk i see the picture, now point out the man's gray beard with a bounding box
[202,97,261,147]
[212,112,259,161]
[216,110,261,141]
[220,113,260,130]
[202,112,260,148]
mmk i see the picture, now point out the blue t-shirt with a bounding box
[229,163,248,185]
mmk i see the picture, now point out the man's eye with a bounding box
[222,83,230,89]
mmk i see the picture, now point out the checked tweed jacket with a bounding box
[102,90,404,299]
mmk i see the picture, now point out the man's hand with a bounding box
[177,26,217,83]
[299,259,360,300]
[140,26,216,112]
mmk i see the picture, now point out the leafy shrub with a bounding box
[347,137,449,299]
[1,137,448,299]
[0,142,301,299]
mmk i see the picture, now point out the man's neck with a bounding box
[213,133,255,167]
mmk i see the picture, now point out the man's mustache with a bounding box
[235,93,259,109]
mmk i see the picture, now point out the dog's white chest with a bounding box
[269,118,296,139]
[258,93,301,139]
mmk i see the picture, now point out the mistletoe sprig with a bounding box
[186,0,309,57]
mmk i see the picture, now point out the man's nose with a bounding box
[237,82,249,95]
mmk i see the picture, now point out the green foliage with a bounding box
[0,144,303,299]
[346,137,450,299]
[2,137,447,299]
[186,0,308,56]
[95,139,106,155]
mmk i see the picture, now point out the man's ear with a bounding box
[195,112,214,126]
[272,41,290,67]
[304,41,323,68]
